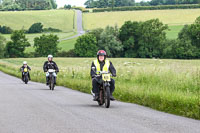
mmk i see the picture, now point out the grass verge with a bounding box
[0,58,199,120]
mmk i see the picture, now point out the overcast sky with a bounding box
[56,0,151,8]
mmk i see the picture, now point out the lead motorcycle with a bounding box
[92,67,112,108]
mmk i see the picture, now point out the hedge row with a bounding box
[84,4,200,13]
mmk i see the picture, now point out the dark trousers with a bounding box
[22,72,31,80]
[92,78,115,94]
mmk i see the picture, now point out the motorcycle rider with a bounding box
[90,50,116,101]
[20,61,31,81]
[43,55,59,85]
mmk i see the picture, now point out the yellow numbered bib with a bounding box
[24,68,28,72]
[102,74,111,81]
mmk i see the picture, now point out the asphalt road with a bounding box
[60,10,85,41]
[0,71,199,133]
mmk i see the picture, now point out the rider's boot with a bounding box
[110,93,115,101]
[93,93,99,101]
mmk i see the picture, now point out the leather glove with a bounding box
[112,74,117,77]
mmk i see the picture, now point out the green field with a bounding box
[166,25,184,39]
[0,58,199,119]
[0,9,78,53]
[0,10,75,32]
[83,9,200,39]
[58,37,77,51]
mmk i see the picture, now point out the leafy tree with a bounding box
[2,0,57,10]
[5,30,30,58]
[119,19,168,58]
[28,23,43,33]
[74,34,97,57]
[174,17,200,59]
[89,28,104,43]
[174,25,196,59]
[137,19,168,58]
[0,35,6,58]
[50,0,57,9]
[98,26,123,57]
[189,18,200,50]
[162,39,177,59]
[34,34,59,57]
[119,21,140,57]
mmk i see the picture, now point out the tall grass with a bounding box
[0,58,199,119]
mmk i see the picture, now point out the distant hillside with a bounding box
[83,9,200,39]
[0,10,75,32]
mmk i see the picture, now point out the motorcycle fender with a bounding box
[104,82,110,87]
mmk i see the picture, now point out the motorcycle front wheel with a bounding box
[24,74,28,84]
[104,86,110,108]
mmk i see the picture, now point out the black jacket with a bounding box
[20,66,31,72]
[90,60,116,78]
[43,61,59,72]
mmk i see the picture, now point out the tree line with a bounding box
[84,0,135,8]
[0,30,59,58]
[0,17,200,59]
[89,4,200,13]
[73,16,200,59]
[0,0,57,11]
[0,22,61,34]
[84,0,200,8]
[149,0,200,6]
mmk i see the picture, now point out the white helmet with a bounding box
[23,61,27,65]
[48,55,53,58]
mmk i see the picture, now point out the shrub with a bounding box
[0,25,13,34]
[28,23,43,33]
[57,49,77,57]
[43,27,62,33]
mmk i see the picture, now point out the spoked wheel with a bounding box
[49,76,52,90]
[104,87,110,108]
[24,75,28,84]
[49,76,55,91]
[98,90,104,106]
[51,82,55,91]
